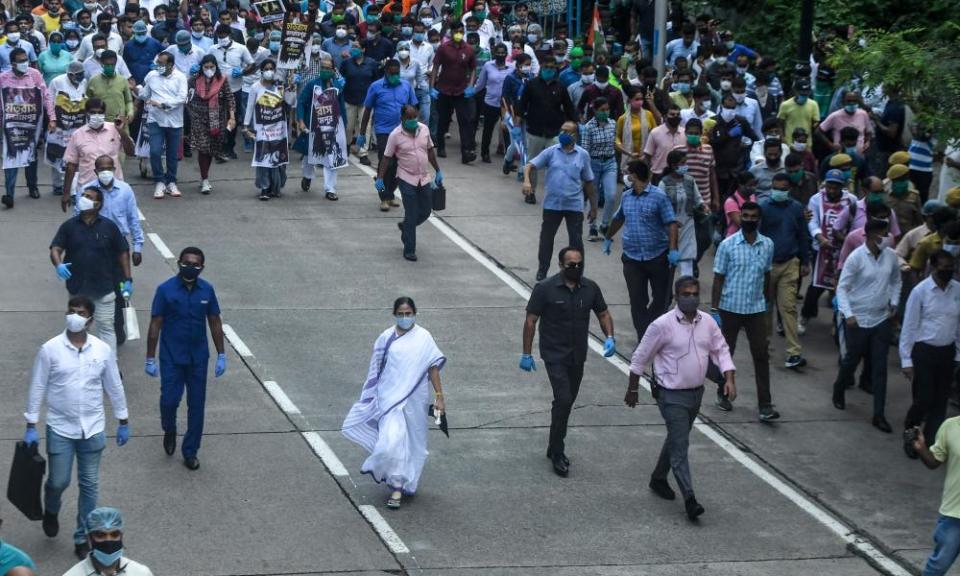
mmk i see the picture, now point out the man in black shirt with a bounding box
[521,246,616,477]
[50,186,130,354]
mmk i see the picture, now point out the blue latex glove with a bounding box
[430,87,440,100]
[464,86,475,98]
[434,170,443,185]
[710,309,722,327]
[375,178,385,192]
[519,353,536,372]
[116,424,129,446]
[56,262,72,280]
[189,64,200,75]
[667,249,681,266]
[23,427,39,446]
[148,63,157,71]
[831,296,838,311]
[334,77,346,89]
[728,124,742,138]
[232,67,243,78]
[293,73,302,84]
[602,238,613,255]
[356,135,367,148]
[120,279,132,298]
[603,336,616,357]
[144,357,158,377]
[510,126,522,139]
[215,353,227,377]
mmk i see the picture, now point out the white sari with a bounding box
[342,324,445,495]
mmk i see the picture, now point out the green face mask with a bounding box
[594,111,609,122]
[402,118,418,131]
[318,69,334,80]
[867,192,885,204]
[102,64,116,76]
[570,58,581,70]
[788,170,804,183]
[386,74,400,85]
[686,134,701,147]
[891,180,910,196]
[332,14,344,22]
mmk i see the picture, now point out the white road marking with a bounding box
[263,380,302,415]
[359,505,410,554]
[147,233,174,259]
[221,324,254,357]
[421,187,911,576]
[137,208,145,221]
[302,431,350,477]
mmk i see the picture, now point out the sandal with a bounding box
[386,490,402,509]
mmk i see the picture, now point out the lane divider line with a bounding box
[147,233,174,259]
[302,431,350,477]
[358,505,411,554]
[222,324,254,358]
[137,208,145,221]
[263,380,302,415]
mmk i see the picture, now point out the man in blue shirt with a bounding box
[123,20,163,84]
[523,122,597,281]
[603,160,679,341]
[145,246,227,471]
[0,21,38,72]
[0,523,35,576]
[339,45,380,165]
[360,59,417,206]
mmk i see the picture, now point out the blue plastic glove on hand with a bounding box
[374,178,385,192]
[710,310,722,327]
[430,87,440,100]
[232,67,243,78]
[116,424,129,446]
[519,353,536,372]
[667,250,681,266]
[144,357,158,377]
[215,353,227,377]
[56,262,72,280]
[23,427,39,446]
[334,77,346,89]
[434,170,443,185]
[120,279,132,298]
[602,238,613,255]
[603,336,616,357]
[356,135,367,148]
[464,86,475,98]
[728,124,742,138]
[189,64,200,75]
[510,126,522,139]
[294,73,302,84]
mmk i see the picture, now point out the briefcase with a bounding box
[7,441,46,520]
[123,299,141,341]
[432,182,446,212]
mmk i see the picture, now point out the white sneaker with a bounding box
[200,179,212,194]
[153,182,166,199]
[798,318,807,336]
[167,182,181,197]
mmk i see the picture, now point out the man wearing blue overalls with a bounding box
[144,246,227,470]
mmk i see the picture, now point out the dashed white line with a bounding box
[302,431,350,477]
[263,380,302,415]
[221,324,254,358]
[358,505,410,554]
[137,208,145,221]
[147,233,174,259]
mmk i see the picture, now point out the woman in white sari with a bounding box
[342,297,446,508]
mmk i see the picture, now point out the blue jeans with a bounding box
[590,157,619,227]
[148,123,182,185]
[4,160,39,198]
[925,515,960,575]
[44,427,105,544]
[398,180,433,256]
[415,88,431,125]
[160,359,208,458]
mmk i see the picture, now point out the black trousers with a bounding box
[801,284,829,320]
[436,93,476,155]
[480,103,502,156]
[545,361,585,455]
[537,209,583,276]
[375,132,399,200]
[622,251,671,342]
[904,342,955,441]
[910,169,934,204]
[834,319,891,417]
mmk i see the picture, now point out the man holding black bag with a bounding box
[22,296,130,560]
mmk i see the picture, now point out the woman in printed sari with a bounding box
[342,296,446,509]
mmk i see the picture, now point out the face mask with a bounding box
[936,269,956,283]
[386,73,400,85]
[262,70,275,81]
[473,10,486,19]
[177,42,191,53]
[792,141,806,151]
[160,64,173,75]
[412,32,425,42]
[725,40,735,50]
[351,47,362,58]
[397,49,410,59]
[192,30,204,39]
[332,14,344,22]
[402,118,418,131]
[97,170,114,186]
[526,33,538,43]
[452,32,463,42]
[50,42,63,54]
[842,169,852,181]
[219,37,231,47]
[771,189,790,203]
[401,26,412,36]
[765,156,780,167]
[677,295,699,315]
[67,38,80,49]
[720,80,731,91]
[844,146,858,158]
[675,165,688,176]
[88,113,105,129]
[102,64,116,76]
[69,73,84,85]
[269,41,280,52]
[420,18,433,27]
[65,313,89,333]
[844,103,857,114]
[788,170,804,183]
[733,92,746,103]
[318,69,334,80]
[179,264,201,281]
[540,68,556,81]
[7,32,20,43]
[740,220,758,233]
[891,180,910,196]
[685,134,701,147]
[91,539,123,567]
[558,132,574,147]
[134,32,147,43]
[736,65,747,75]
[202,67,216,78]
[673,82,690,94]
[77,195,96,211]
[13,61,28,74]
[595,81,608,89]
[944,244,960,257]
[629,100,644,112]
[594,111,609,122]
[666,116,680,128]
[430,41,440,49]
[396,315,415,330]
[622,174,633,187]
[720,107,736,122]
[795,95,807,105]
[562,265,583,282]
[331,27,346,39]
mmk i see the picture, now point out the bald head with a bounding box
[866,176,883,193]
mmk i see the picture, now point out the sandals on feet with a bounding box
[386,491,402,509]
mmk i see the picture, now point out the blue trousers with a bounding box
[44,427,105,544]
[160,359,208,458]
[148,123,182,185]
[925,515,960,576]
[4,160,38,198]
[590,157,619,227]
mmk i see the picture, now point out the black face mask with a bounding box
[936,269,955,283]
[765,156,780,167]
[178,265,201,282]
[740,220,758,233]
[563,265,583,282]
[666,116,680,128]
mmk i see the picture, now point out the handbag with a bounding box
[431,182,446,211]
[7,441,46,521]
[123,298,141,341]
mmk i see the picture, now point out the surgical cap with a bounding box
[86,507,123,533]
[175,29,191,44]
[67,61,85,74]
[132,20,147,34]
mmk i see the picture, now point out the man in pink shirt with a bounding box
[378,105,443,262]
[643,103,686,180]
[818,90,874,154]
[625,275,736,521]
[1,47,55,208]
[62,97,135,211]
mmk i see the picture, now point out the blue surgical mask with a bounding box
[771,189,790,203]
[844,103,857,114]
[540,68,556,81]
[558,132,574,147]
[269,41,280,52]
[675,165,688,176]
[412,32,425,42]
[91,540,123,566]
[795,94,807,105]
[396,315,415,330]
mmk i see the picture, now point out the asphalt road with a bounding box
[0,126,956,576]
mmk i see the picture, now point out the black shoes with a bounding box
[28,187,40,199]
[759,405,781,422]
[502,161,514,175]
[550,454,568,477]
[74,541,89,560]
[358,155,372,166]
[42,512,59,537]
[546,448,569,467]
[436,148,446,158]
[403,253,418,262]
[163,431,176,455]
[685,496,705,520]
[649,478,676,501]
[832,392,845,410]
[715,392,733,412]
[184,457,200,470]
[904,428,919,459]
[523,193,536,204]
[461,151,476,164]
[873,416,892,433]
[1,195,12,209]
[301,177,311,192]
[481,153,491,163]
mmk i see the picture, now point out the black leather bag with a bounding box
[7,441,46,520]
[432,182,446,211]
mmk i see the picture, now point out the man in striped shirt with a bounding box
[581,97,619,241]
[682,118,719,210]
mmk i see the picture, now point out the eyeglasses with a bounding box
[564,262,583,269]
[178,262,203,270]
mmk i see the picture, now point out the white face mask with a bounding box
[87,113,105,129]
[720,107,736,122]
[421,17,433,26]
[65,313,89,333]
[7,32,20,43]
[792,142,807,151]
[13,61,29,74]
[719,80,731,91]
[97,170,114,186]
[581,73,595,84]
[94,48,105,59]
[335,28,347,38]
[622,174,632,187]
[203,67,215,78]
[397,49,410,59]
[944,244,960,256]
[733,92,746,103]
[262,70,275,81]
[77,195,96,211]
[218,36,231,47]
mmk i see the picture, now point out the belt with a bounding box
[593,155,615,162]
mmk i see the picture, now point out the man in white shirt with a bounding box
[833,218,901,432]
[208,23,254,159]
[83,43,132,81]
[902,249,960,457]
[732,76,763,144]
[22,296,129,560]
[140,51,188,198]
[165,29,204,76]
[76,16,125,61]
[62,507,155,576]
